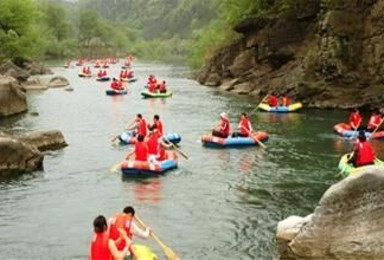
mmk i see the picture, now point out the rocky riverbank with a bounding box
[197,0,384,110]
[277,166,384,259]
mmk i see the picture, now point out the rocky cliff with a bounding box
[197,0,384,109]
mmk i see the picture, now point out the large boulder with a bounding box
[22,77,48,91]
[19,130,68,152]
[278,166,384,259]
[24,62,53,75]
[0,60,30,82]
[0,136,43,175]
[204,73,221,87]
[48,76,70,88]
[0,76,28,117]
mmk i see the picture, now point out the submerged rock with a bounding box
[278,166,384,259]
[0,76,27,117]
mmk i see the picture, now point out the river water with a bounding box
[0,62,383,259]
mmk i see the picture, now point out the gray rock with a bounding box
[204,73,221,87]
[0,60,30,82]
[231,82,255,94]
[280,167,384,259]
[19,130,68,152]
[22,77,48,90]
[48,76,70,88]
[0,76,27,117]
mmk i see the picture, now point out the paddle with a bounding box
[243,127,266,149]
[110,162,123,173]
[163,137,188,159]
[110,120,136,144]
[134,215,180,260]
[249,95,268,116]
[369,118,384,138]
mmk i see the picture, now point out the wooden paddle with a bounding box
[134,215,180,260]
[163,137,188,160]
[249,95,268,115]
[369,118,384,138]
[110,162,123,173]
[110,120,136,144]
[244,127,266,149]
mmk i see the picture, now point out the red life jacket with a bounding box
[220,117,230,136]
[282,97,291,106]
[128,71,133,78]
[109,214,133,251]
[90,231,112,260]
[355,141,375,166]
[103,71,107,76]
[87,68,91,74]
[123,71,128,78]
[98,71,103,78]
[120,71,124,78]
[155,121,163,136]
[138,119,147,137]
[111,81,118,90]
[268,96,278,107]
[349,113,362,129]
[367,114,381,130]
[158,148,166,161]
[82,67,86,73]
[240,117,251,136]
[135,141,148,161]
[148,83,156,93]
[159,83,166,91]
[147,133,160,155]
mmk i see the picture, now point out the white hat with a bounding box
[220,112,227,118]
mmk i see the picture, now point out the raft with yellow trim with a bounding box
[131,244,158,260]
[201,131,268,148]
[258,102,302,113]
[338,153,384,177]
[121,151,178,177]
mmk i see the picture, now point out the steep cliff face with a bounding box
[197,0,384,109]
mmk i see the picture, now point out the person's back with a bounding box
[111,80,118,90]
[147,133,159,155]
[135,138,148,161]
[97,70,103,78]
[90,216,112,260]
[103,70,107,76]
[148,83,156,93]
[355,140,375,166]
[159,81,166,93]
[109,213,133,250]
[268,95,278,107]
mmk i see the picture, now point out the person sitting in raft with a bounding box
[89,215,131,260]
[281,94,291,106]
[367,110,383,132]
[127,114,148,137]
[159,80,167,93]
[212,112,231,138]
[148,114,164,136]
[348,130,376,167]
[86,67,91,75]
[127,70,134,78]
[268,93,278,107]
[82,66,87,74]
[349,108,363,131]
[147,127,172,163]
[111,78,124,91]
[108,206,151,254]
[119,70,124,79]
[102,70,107,77]
[125,134,149,162]
[232,112,253,138]
[97,70,103,78]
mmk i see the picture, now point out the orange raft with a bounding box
[121,151,178,177]
[201,131,269,148]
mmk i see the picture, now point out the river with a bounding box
[0,61,382,259]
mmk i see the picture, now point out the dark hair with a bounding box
[137,114,142,119]
[93,215,107,233]
[137,134,144,142]
[242,112,247,117]
[358,130,366,142]
[123,206,135,215]
[154,115,159,120]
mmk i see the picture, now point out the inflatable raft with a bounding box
[119,132,181,145]
[131,244,158,260]
[141,90,173,98]
[333,123,384,139]
[338,153,384,177]
[96,76,110,82]
[258,102,302,113]
[128,77,137,83]
[121,151,178,177]
[106,89,127,96]
[201,131,268,148]
[78,72,92,78]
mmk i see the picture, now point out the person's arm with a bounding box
[159,139,172,149]
[125,149,134,160]
[108,229,132,260]
[131,222,151,239]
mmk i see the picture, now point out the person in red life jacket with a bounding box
[148,82,156,93]
[212,112,231,138]
[268,93,278,107]
[348,108,363,131]
[95,61,100,67]
[281,94,291,106]
[111,78,124,91]
[82,66,87,74]
[348,130,376,167]
[86,67,91,75]
[159,80,167,93]
[125,134,149,162]
[123,70,128,79]
[108,206,151,255]
[147,128,172,163]
[367,110,383,132]
[148,114,164,136]
[128,114,148,137]
[102,70,107,76]
[89,215,131,260]
[97,70,103,78]
[119,70,124,79]
[127,70,134,78]
[232,112,253,137]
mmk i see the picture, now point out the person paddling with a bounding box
[281,94,291,106]
[111,78,124,91]
[102,70,107,77]
[212,112,230,138]
[89,215,131,260]
[367,110,383,132]
[127,114,148,137]
[232,112,253,137]
[348,130,376,167]
[159,81,167,93]
[108,206,151,255]
[349,108,362,131]
[268,93,278,107]
[125,135,149,162]
[97,70,103,78]
[148,114,163,136]
[147,128,172,163]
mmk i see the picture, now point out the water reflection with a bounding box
[122,177,163,204]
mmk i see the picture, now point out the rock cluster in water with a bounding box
[277,166,384,259]
[197,0,384,109]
